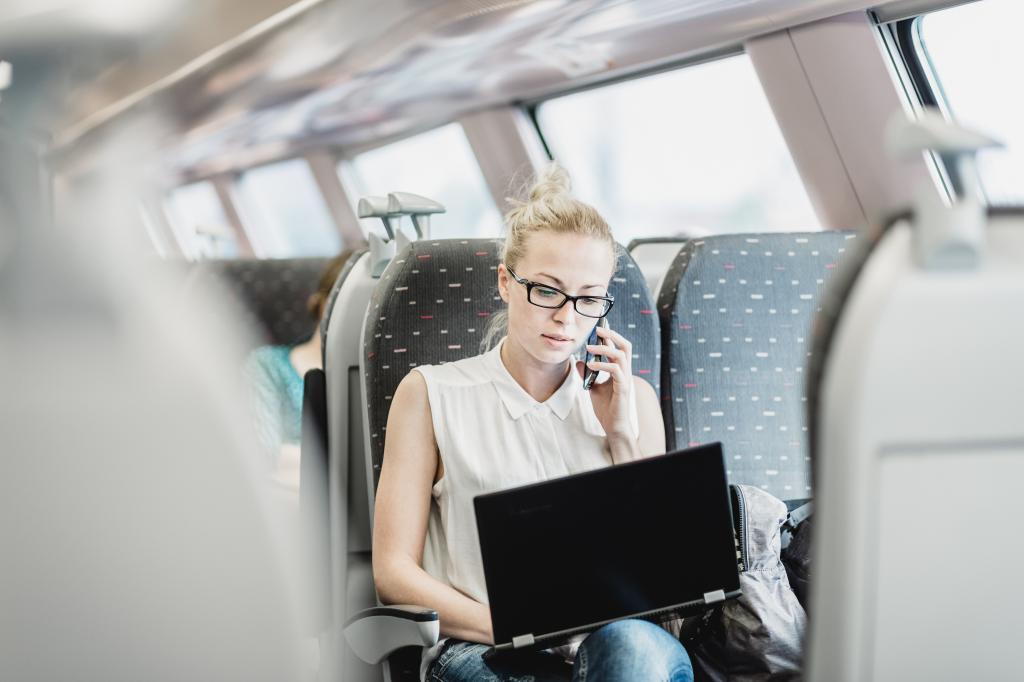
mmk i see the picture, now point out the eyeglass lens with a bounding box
[527,285,610,317]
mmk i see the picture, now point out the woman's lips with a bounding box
[542,334,574,347]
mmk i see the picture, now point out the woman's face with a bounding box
[498,231,615,366]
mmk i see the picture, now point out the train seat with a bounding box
[344,238,660,679]
[628,236,689,297]
[317,243,393,682]
[1,237,307,680]
[314,199,441,680]
[656,232,857,501]
[805,207,1024,681]
[184,256,331,349]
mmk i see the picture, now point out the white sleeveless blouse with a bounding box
[413,338,638,678]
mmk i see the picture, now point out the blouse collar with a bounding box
[485,338,579,421]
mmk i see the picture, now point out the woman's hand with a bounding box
[577,324,640,462]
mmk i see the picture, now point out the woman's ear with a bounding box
[497,263,510,303]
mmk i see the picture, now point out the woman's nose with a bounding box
[552,301,576,325]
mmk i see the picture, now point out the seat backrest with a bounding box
[2,237,306,681]
[317,219,439,682]
[657,232,856,500]
[806,208,1024,682]
[318,248,387,682]
[628,237,688,297]
[186,257,330,348]
[322,250,380,557]
[360,239,661,495]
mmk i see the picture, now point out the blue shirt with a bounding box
[244,345,304,454]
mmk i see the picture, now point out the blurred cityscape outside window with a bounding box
[919,0,1024,205]
[163,181,239,260]
[339,123,504,240]
[535,53,820,243]
[236,158,343,258]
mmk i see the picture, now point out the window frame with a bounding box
[891,18,943,110]
[877,14,958,203]
[882,5,1020,205]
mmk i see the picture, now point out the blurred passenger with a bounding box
[373,165,692,681]
[245,249,354,490]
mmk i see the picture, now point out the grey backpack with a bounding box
[682,484,807,682]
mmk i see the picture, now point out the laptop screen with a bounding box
[474,443,739,645]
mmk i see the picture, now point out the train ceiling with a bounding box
[42,0,891,177]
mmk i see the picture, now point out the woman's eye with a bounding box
[535,287,559,298]
[580,297,601,306]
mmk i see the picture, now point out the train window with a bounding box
[339,123,503,239]
[533,53,819,242]
[163,181,239,260]
[139,203,170,258]
[236,159,342,257]
[916,0,1024,204]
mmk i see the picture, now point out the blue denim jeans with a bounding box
[427,619,694,682]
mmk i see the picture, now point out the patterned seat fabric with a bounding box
[362,239,660,491]
[188,258,331,347]
[657,232,857,499]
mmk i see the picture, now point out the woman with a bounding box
[373,165,693,682]
[245,249,354,490]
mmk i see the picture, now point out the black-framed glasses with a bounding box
[505,266,614,318]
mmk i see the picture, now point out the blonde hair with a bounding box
[481,163,617,350]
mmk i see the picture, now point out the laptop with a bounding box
[473,442,740,655]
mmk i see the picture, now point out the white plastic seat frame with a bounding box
[321,196,443,682]
[806,115,1024,681]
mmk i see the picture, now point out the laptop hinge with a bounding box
[512,634,535,649]
[703,589,726,605]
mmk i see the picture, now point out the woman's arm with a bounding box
[372,370,494,644]
[633,376,666,457]
[584,325,666,463]
[604,377,665,462]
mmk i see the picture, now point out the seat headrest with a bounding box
[187,257,330,347]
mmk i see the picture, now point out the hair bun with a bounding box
[528,163,572,203]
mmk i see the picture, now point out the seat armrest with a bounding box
[343,605,440,664]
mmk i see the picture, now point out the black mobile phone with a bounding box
[583,318,609,390]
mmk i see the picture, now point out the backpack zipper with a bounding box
[731,484,749,572]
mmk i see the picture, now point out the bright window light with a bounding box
[535,53,820,243]
[236,159,342,258]
[139,202,169,258]
[340,123,503,240]
[920,0,1024,205]
[163,181,238,261]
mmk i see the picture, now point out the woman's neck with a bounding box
[499,337,571,403]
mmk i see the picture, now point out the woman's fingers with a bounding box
[596,325,632,356]
[586,343,626,363]
[586,340,631,375]
[585,359,625,384]
[586,324,633,389]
